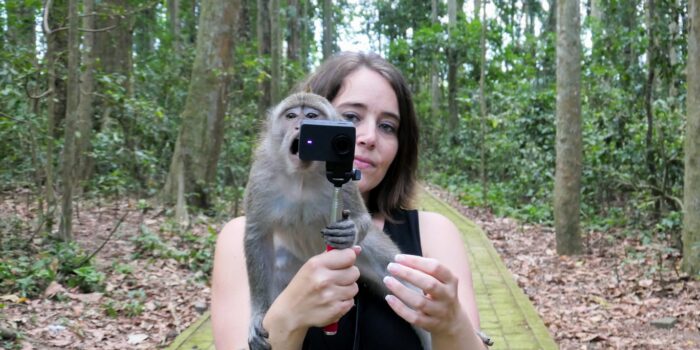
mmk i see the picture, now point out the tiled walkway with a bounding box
[167,187,558,349]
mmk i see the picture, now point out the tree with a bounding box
[479,0,488,204]
[447,0,458,131]
[287,0,301,66]
[257,0,271,113]
[430,0,440,118]
[75,0,97,185]
[322,0,333,59]
[683,0,700,275]
[270,0,281,104]
[59,0,80,241]
[644,0,661,216]
[553,0,583,255]
[163,0,241,217]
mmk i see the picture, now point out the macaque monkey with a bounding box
[244,93,430,349]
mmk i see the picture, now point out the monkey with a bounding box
[243,92,431,350]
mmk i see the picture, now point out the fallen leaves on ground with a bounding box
[2,187,699,349]
[427,185,700,350]
[1,191,212,349]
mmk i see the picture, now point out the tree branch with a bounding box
[75,212,129,268]
[43,0,54,35]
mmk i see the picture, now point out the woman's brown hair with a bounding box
[297,52,419,220]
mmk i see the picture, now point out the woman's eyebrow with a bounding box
[337,102,400,120]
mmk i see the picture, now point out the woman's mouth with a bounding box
[353,157,373,169]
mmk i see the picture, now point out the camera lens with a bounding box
[332,134,352,156]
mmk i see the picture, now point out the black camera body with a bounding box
[299,119,355,163]
[299,119,360,187]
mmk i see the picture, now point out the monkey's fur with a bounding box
[244,93,430,349]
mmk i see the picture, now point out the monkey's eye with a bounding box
[305,112,318,119]
[285,112,297,119]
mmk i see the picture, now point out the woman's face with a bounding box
[332,67,400,196]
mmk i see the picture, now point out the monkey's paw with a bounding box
[321,219,356,249]
[248,317,272,350]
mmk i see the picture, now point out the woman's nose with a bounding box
[355,120,376,149]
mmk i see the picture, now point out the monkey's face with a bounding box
[269,94,338,174]
[276,105,327,172]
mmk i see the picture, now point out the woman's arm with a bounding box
[382,211,487,349]
[211,217,253,349]
[211,217,361,349]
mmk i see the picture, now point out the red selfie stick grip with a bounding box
[323,244,338,335]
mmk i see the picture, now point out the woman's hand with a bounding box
[262,246,362,347]
[383,253,487,349]
[382,254,470,337]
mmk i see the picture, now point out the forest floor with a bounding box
[428,185,700,349]
[1,187,699,349]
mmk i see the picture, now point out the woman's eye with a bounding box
[342,113,359,122]
[379,122,397,134]
[305,112,318,119]
[286,112,297,119]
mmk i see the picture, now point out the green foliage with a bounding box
[0,222,105,297]
[131,222,217,281]
[0,0,691,267]
[101,288,146,318]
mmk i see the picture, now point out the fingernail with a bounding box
[385,294,395,304]
[383,276,391,285]
[387,262,398,273]
[394,254,406,262]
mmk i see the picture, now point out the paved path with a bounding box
[167,187,558,349]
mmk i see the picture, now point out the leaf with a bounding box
[127,333,148,345]
[43,281,66,299]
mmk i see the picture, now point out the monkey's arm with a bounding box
[244,219,276,350]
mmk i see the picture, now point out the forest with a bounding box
[0,0,699,348]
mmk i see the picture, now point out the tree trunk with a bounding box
[163,0,241,211]
[257,0,271,113]
[554,0,583,255]
[669,0,680,108]
[59,0,80,242]
[270,0,281,103]
[447,0,458,132]
[682,0,700,275]
[168,0,181,45]
[287,0,300,88]
[300,0,310,72]
[44,0,69,230]
[645,0,660,216]
[47,0,69,135]
[322,0,333,59]
[479,0,488,204]
[430,0,440,118]
[75,0,97,186]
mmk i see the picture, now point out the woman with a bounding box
[211,52,488,349]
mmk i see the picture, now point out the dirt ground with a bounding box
[1,187,699,349]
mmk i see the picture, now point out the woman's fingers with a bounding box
[383,275,442,315]
[315,247,359,270]
[386,260,454,300]
[395,254,454,285]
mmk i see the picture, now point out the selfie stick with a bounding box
[323,165,360,336]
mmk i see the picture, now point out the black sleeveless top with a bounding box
[302,209,424,350]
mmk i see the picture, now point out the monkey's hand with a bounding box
[321,219,356,249]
